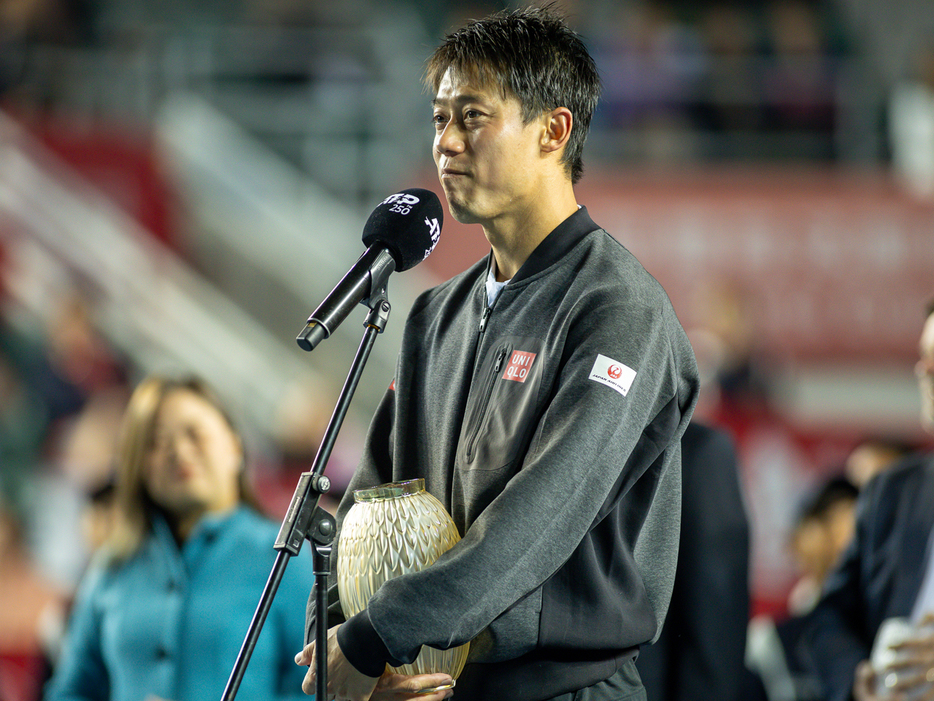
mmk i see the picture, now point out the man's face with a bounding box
[917,311,934,432]
[431,69,545,227]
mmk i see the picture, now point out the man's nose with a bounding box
[435,121,465,156]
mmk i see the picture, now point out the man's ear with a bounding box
[541,107,573,154]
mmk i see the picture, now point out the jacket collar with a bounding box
[502,206,600,286]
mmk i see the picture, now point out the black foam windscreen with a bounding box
[361,188,443,272]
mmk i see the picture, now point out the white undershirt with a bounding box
[485,263,510,307]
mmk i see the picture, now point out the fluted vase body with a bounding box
[337,479,469,678]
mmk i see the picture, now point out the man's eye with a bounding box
[432,114,447,126]
[464,109,481,120]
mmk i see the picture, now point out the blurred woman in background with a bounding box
[45,375,312,701]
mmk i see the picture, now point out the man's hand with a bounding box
[295,624,454,701]
[371,672,455,699]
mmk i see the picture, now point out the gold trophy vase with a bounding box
[337,478,469,679]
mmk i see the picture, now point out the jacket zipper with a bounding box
[473,298,494,369]
[465,345,509,462]
[478,305,492,335]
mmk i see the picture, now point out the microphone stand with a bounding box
[221,282,393,701]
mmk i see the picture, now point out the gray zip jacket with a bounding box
[310,207,700,699]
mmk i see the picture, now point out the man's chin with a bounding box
[446,201,480,225]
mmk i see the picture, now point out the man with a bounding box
[296,7,699,701]
[636,421,750,701]
[805,300,934,701]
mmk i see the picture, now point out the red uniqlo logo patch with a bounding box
[502,350,537,383]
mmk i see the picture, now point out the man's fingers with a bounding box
[368,672,455,699]
[375,673,453,692]
[295,642,315,666]
[301,665,316,696]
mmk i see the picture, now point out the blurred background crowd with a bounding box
[0,0,933,700]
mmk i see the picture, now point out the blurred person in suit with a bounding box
[786,476,860,617]
[805,299,934,701]
[746,474,859,701]
[636,420,750,701]
[44,375,312,701]
[843,438,913,491]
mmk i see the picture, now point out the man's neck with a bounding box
[485,184,578,281]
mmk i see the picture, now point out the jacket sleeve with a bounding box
[338,297,699,675]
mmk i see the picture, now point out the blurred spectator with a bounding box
[844,438,913,490]
[44,375,312,701]
[804,299,934,701]
[590,1,705,162]
[1,290,128,448]
[746,474,859,701]
[762,0,837,153]
[786,476,860,616]
[53,384,129,500]
[0,336,48,509]
[0,0,95,44]
[41,292,127,410]
[78,477,118,555]
[889,40,934,200]
[0,289,132,589]
[687,279,775,421]
[692,2,765,155]
[265,377,358,517]
[0,0,98,103]
[637,421,750,701]
[0,495,66,701]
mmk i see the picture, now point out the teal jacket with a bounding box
[46,506,313,701]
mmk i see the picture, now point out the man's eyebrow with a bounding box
[431,94,485,108]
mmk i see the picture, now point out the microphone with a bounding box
[296,188,443,351]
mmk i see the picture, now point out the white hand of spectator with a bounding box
[854,659,891,701]
[857,615,934,701]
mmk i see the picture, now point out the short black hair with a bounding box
[424,4,601,184]
[797,475,859,526]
